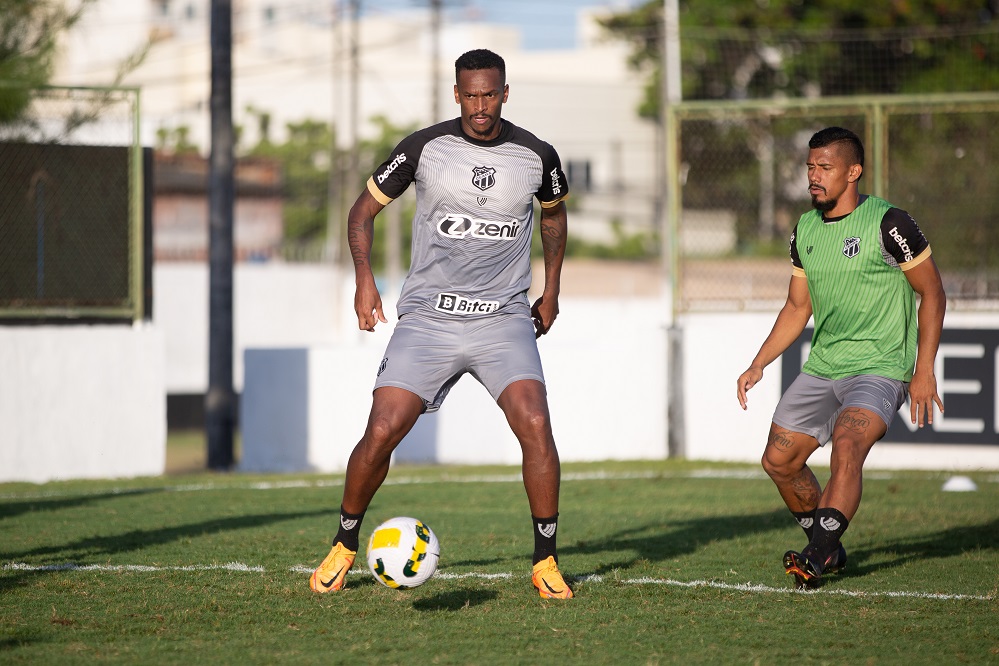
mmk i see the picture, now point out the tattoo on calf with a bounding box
[791,471,820,506]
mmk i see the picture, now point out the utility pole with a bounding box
[430,0,441,124]
[662,0,684,460]
[206,0,235,469]
[349,0,359,193]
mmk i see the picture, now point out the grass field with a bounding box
[2,440,997,665]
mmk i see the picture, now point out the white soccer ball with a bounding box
[366,516,440,589]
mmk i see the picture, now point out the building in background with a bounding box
[154,151,283,261]
[54,0,660,246]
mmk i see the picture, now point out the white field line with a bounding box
[5,468,996,501]
[0,470,723,500]
[3,562,992,601]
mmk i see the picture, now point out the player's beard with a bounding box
[811,192,837,213]
[467,114,499,138]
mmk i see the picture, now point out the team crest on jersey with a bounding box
[472,166,496,191]
[842,237,861,258]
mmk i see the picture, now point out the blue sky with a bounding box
[362,0,644,50]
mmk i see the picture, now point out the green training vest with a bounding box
[796,195,917,382]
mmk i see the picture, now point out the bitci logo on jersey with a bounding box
[435,293,500,315]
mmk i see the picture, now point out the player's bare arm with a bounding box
[903,255,947,426]
[737,274,813,409]
[531,200,567,338]
[347,189,388,332]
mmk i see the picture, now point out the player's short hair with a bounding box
[809,126,864,173]
[455,49,506,84]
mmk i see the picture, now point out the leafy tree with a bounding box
[0,0,95,123]
[599,0,999,279]
[598,0,999,117]
[245,115,417,268]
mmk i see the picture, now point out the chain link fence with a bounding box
[0,85,142,320]
[667,92,999,313]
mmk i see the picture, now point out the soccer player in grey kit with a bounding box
[310,49,574,598]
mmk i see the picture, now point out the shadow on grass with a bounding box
[444,509,792,571]
[0,488,161,521]
[413,587,498,611]
[0,635,42,653]
[845,516,999,577]
[560,509,999,588]
[564,508,791,575]
[0,507,335,596]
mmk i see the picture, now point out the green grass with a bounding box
[2,452,997,664]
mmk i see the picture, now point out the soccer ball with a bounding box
[366,516,440,589]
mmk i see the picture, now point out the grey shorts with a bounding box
[374,312,545,413]
[772,373,908,445]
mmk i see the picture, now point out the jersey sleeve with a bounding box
[881,207,931,271]
[789,224,806,277]
[535,142,569,208]
[366,133,421,205]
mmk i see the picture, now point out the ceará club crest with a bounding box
[472,166,496,191]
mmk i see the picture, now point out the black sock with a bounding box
[532,513,559,565]
[334,506,365,552]
[792,509,816,541]
[801,507,849,572]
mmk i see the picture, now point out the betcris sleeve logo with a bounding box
[376,153,406,184]
[550,167,563,197]
[437,213,521,240]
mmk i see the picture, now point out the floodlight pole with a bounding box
[207,0,235,470]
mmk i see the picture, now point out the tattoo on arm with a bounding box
[347,216,374,267]
[539,204,567,271]
[540,221,562,262]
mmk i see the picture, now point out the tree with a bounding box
[599,0,999,272]
[0,0,95,123]
[246,115,416,267]
[598,0,999,118]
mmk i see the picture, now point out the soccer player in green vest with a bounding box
[736,126,946,588]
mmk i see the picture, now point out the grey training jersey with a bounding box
[366,118,568,319]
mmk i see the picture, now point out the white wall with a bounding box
[240,296,670,470]
[681,311,999,471]
[160,263,999,472]
[155,262,357,393]
[0,324,166,483]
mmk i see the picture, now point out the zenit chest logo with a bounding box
[472,166,496,191]
[438,213,520,240]
[842,236,861,258]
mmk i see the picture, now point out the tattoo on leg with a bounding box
[790,469,820,508]
[768,428,796,451]
[837,408,871,435]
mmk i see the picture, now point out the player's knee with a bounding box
[516,405,552,438]
[829,434,871,472]
[365,413,406,449]
[761,449,795,481]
